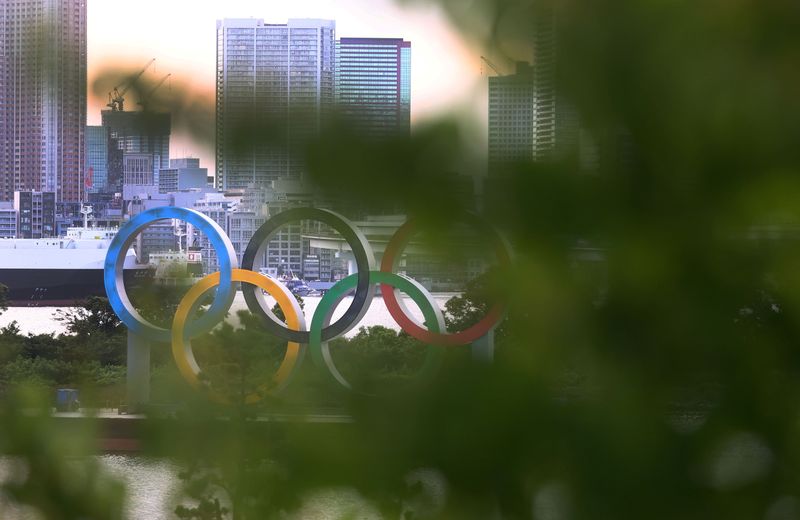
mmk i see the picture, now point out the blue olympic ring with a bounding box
[103,207,239,343]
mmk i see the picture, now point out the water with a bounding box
[0,455,445,519]
[0,293,459,518]
[0,455,181,519]
[0,292,460,337]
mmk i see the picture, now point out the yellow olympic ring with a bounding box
[171,268,306,404]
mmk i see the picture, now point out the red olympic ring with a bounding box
[380,213,512,346]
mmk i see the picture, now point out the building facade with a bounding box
[101,110,171,195]
[488,62,535,176]
[0,0,87,203]
[192,192,241,274]
[159,158,208,193]
[532,8,583,162]
[0,203,17,238]
[85,126,108,193]
[215,18,336,190]
[335,37,411,138]
[123,153,154,186]
[14,191,55,238]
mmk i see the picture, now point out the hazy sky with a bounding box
[87,0,488,170]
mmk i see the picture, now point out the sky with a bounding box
[87,0,489,172]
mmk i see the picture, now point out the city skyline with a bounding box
[86,0,487,174]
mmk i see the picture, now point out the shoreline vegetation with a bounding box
[0,279,493,408]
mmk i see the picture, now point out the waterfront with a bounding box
[0,292,460,338]
[0,456,444,519]
[0,291,460,519]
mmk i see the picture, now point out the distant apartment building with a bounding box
[14,191,56,239]
[215,18,336,190]
[335,37,411,137]
[228,211,267,266]
[139,221,179,262]
[302,254,321,280]
[159,158,208,193]
[192,192,241,274]
[531,7,591,164]
[191,181,331,279]
[261,180,316,278]
[488,62,535,175]
[486,8,599,177]
[0,0,87,203]
[533,10,568,160]
[101,110,171,194]
[86,126,109,193]
[0,203,17,238]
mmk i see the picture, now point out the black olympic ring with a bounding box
[240,207,376,343]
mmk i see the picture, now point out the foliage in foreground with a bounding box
[7,0,800,517]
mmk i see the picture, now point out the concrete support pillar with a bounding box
[126,330,150,411]
[347,258,357,276]
[471,329,495,363]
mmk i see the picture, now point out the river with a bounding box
[0,455,447,519]
[0,292,460,337]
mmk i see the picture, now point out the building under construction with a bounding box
[100,110,171,195]
[96,60,172,196]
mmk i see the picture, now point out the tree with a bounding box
[55,296,126,366]
[444,269,507,340]
[0,283,8,316]
[55,296,122,338]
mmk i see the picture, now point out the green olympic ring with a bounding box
[309,271,446,394]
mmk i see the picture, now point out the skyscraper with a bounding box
[532,7,583,163]
[335,38,411,137]
[0,0,87,203]
[215,18,336,191]
[488,62,534,176]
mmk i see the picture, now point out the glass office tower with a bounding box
[335,38,411,138]
[488,62,535,176]
[215,18,336,190]
[85,126,108,193]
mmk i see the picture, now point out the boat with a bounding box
[0,206,151,306]
[257,268,320,297]
[281,277,319,297]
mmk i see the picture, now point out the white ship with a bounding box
[0,207,149,306]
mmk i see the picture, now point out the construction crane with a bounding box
[137,73,171,110]
[480,55,504,76]
[106,58,156,112]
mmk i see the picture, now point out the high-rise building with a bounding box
[532,8,582,162]
[488,62,534,176]
[215,18,336,190]
[101,110,171,194]
[85,126,108,193]
[14,191,55,238]
[0,0,87,203]
[335,37,411,137]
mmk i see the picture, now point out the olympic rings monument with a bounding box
[103,207,511,407]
